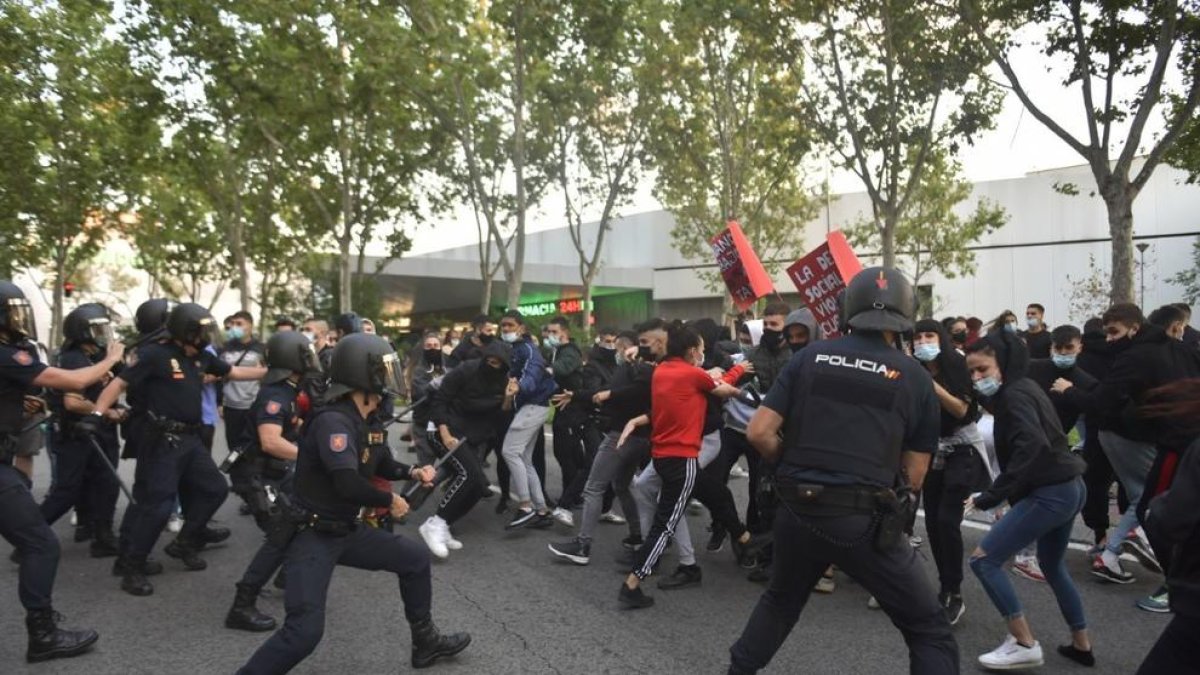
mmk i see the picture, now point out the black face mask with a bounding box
[423,349,442,367]
[478,333,495,345]
[760,328,783,350]
[789,341,808,354]
[951,331,967,345]
[484,362,507,381]
[592,347,615,364]
[637,345,655,362]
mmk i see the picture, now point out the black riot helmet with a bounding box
[333,312,363,337]
[135,298,176,337]
[843,267,916,333]
[0,280,36,343]
[166,302,223,349]
[263,330,323,385]
[324,333,403,401]
[63,303,115,348]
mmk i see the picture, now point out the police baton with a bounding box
[402,434,463,501]
[381,396,427,429]
[85,435,137,506]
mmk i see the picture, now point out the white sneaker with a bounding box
[867,595,880,609]
[599,510,626,525]
[729,464,749,479]
[167,514,183,534]
[445,533,463,551]
[70,510,78,526]
[487,484,502,495]
[419,517,449,559]
[688,499,703,515]
[551,507,574,527]
[978,635,1043,670]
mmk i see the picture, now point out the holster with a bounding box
[266,503,304,549]
[873,487,916,553]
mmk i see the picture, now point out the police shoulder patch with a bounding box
[266,401,282,415]
[13,350,32,366]
[329,433,349,453]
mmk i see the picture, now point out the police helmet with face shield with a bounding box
[167,303,223,349]
[135,298,176,337]
[844,267,917,333]
[0,281,36,343]
[324,333,403,400]
[263,330,323,385]
[63,303,115,348]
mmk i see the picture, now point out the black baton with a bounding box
[86,435,136,506]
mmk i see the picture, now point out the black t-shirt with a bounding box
[765,333,940,487]
[238,380,300,453]
[1022,330,1053,360]
[118,342,230,425]
[0,343,47,435]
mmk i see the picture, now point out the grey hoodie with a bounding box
[784,308,822,342]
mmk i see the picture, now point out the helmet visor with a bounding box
[197,317,224,349]
[86,317,114,348]
[5,299,36,340]
[301,342,323,376]
[376,351,405,395]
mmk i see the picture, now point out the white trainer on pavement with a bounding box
[599,510,626,525]
[167,513,183,534]
[729,464,749,479]
[551,507,575,527]
[1011,554,1045,582]
[70,510,77,526]
[419,516,450,559]
[978,635,1043,670]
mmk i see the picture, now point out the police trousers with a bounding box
[0,463,59,611]
[232,462,295,593]
[237,526,433,675]
[729,503,958,675]
[119,432,229,557]
[40,434,120,528]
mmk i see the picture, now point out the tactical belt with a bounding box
[148,413,203,436]
[775,481,883,513]
[299,512,358,537]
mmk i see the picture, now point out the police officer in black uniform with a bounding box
[225,330,322,633]
[237,333,470,675]
[39,303,127,558]
[87,302,264,596]
[727,267,958,675]
[0,281,124,662]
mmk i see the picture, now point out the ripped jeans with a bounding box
[969,477,1088,631]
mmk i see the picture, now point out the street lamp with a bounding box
[1136,242,1150,308]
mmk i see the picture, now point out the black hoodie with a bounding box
[973,331,1085,511]
[1063,324,1200,446]
[429,341,512,445]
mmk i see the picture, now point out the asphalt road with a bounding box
[1,424,1172,674]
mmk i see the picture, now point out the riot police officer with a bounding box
[225,330,322,633]
[727,267,958,675]
[88,302,264,596]
[236,333,469,675]
[0,281,124,662]
[39,303,126,558]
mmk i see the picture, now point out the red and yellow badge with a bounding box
[329,433,349,453]
[13,350,33,366]
[266,401,282,415]
[367,431,385,446]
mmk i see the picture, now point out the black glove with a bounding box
[74,411,106,438]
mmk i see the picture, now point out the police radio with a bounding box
[219,445,244,473]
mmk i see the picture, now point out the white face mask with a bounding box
[450,339,461,348]
[501,331,520,344]
[301,331,316,343]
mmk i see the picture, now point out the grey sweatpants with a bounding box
[502,404,549,510]
[579,431,649,541]
[633,430,722,566]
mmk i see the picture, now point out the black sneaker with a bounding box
[746,565,770,584]
[944,593,965,625]
[658,564,702,590]
[528,512,554,530]
[706,524,727,553]
[505,508,538,530]
[731,531,771,569]
[622,535,644,551]
[1090,555,1135,584]
[618,582,654,609]
[1121,536,1163,574]
[548,539,591,565]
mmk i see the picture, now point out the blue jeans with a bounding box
[970,477,1088,631]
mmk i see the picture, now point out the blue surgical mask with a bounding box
[974,375,1001,397]
[226,326,244,341]
[1004,323,1017,334]
[1027,317,1041,329]
[913,344,941,362]
[500,331,519,344]
[1052,353,1077,370]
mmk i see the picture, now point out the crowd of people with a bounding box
[1,270,1199,674]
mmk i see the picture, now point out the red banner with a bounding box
[710,221,774,311]
[786,231,863,338]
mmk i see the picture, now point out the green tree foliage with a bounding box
[651,0,817,307]
[847,150,1007,286]
[1169,237,1200,304]
[959,0,1200,304]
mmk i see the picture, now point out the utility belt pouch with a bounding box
[219,444,248,473]
[266,503,304,550]
[263,458,290,481]
[873,487,915,552]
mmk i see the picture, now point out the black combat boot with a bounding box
[117,554,154,597]
[272,567,287,590]
[25,609,99,663]
[73,521,94,543]
[197,524,231,547]
[225,584,276,632]
[164,535,207,571]
[111,554,163,577]
[88,523,119,558]
[410,616,471,669]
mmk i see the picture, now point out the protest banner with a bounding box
[710,221,774,311]
[786,231,863,338]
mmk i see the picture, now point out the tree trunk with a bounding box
[51,252,66,349]
[1105,189,1136,304]
[480,274,494,314]
[880,213,898,269]
[338,232,353,313]
[581,276,595,341]
[507,0,527,310]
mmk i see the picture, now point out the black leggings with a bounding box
[1081,425,1128,541]
[923,453,972,595]
[552,416,585,502]
[712,428,764,533]
[559,424,615,512]
[633,457,697,580]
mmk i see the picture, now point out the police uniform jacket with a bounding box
[118,342,231,426]
[0,342,46,438]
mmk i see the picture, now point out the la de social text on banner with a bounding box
[786,231,863,338]
[709,221,775,311]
